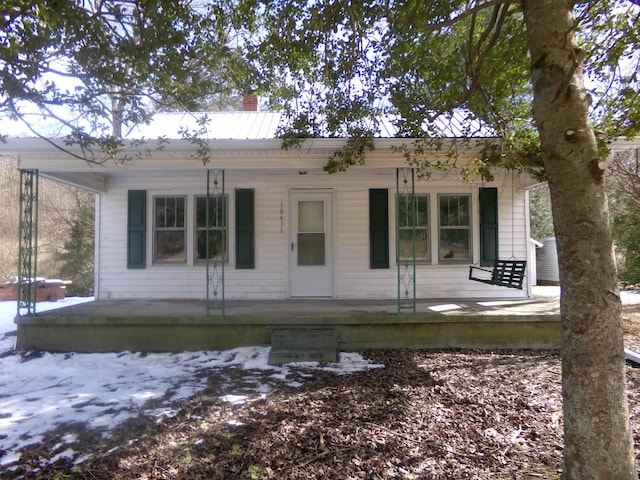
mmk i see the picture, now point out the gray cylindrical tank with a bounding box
[536,237,560,285]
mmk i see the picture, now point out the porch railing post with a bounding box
[17,169,39,317]
[206,169,225,316]
[396,168,416,314]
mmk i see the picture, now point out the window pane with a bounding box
[195,196,228,262]
[298,232,325,265]
[175,197,185,227]
[195,230,225,261]
[416,196,429,226]
[440,195,469,227]
[440,229,470,261]
[398,195,429,228]
[298,201,324,232]
[399,229,429,261]
[397,194,429,262]
[398,195,410,228]
[153,196,186,262]
[440,195,470,227]
[155,197,167,227]
[155,230,185,261]
[196,196,226,228]
[155,197,185,228]
[458,196,469,225]
[196,197,207,228]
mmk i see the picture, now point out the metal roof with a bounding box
[126,110,493,140]
[128,111,283,140]
[2,109,492,140]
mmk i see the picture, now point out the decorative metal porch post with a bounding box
[396,168,416,314]
[17,169,39,317]
[206,169,225,315]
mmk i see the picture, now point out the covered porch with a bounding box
[15,296,560,353]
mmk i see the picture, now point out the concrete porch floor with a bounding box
[15,296,561,353]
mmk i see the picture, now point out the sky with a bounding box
[0,298,383,472]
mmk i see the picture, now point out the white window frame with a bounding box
[397,193,431,263]
[194,194,229,263]
[438,193,472,263]
[152,195,187,264]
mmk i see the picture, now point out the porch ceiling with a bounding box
[40,172,107,193]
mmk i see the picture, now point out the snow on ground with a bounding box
[1,289,637,470]
[0,299,383,470]
[622,291,640,304]
[532,285,640,304]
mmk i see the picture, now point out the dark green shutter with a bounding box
[370,189,389,268]
[235,189,255,269]
[479,188,499,267]
[127,190,146,269]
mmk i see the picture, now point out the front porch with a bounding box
[15,297,561,353]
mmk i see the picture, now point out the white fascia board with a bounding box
[610,137,640,152]
[5,136,494,173]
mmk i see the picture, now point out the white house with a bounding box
[7,109,640,354]
[6,114,536,303]
[2,110,541,305]
[6,108,588,354]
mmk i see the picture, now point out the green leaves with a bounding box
[579,2,640,138]
[3,0,638,176]
[242,0,637,176]
[1,1,250,142]
[243,0,544,175]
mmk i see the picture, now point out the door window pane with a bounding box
[298,233,325,265]
[298,201,324,232]
[297,200,325,265]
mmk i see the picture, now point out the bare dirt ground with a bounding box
[5,304,640,480]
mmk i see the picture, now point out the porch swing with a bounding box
[468,259,527,289]
[468,176,527,290]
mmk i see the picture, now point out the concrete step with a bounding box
[268,328,339,366]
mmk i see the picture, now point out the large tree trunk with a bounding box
[522,1,636,478]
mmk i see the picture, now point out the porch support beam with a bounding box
[17,169,39,317]
[206,169,225,316]
[396,168,416,314]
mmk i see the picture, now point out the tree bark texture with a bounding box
[522,1,636,478]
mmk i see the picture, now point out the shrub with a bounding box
[58,204,94,296]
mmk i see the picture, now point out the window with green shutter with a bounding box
[235,189,255,269]
[127,190,147,269]
[479,188,499,266]
[369,189,389,269]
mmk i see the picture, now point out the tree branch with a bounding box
[389,0,518,32]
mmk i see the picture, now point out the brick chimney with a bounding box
[242,94,259,112]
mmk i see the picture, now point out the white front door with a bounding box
[289,191,333,297]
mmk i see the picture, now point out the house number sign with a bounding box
[280,201,285,234]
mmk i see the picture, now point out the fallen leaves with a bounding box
[6,304,640,479]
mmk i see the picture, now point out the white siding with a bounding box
[96,170,531,300]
